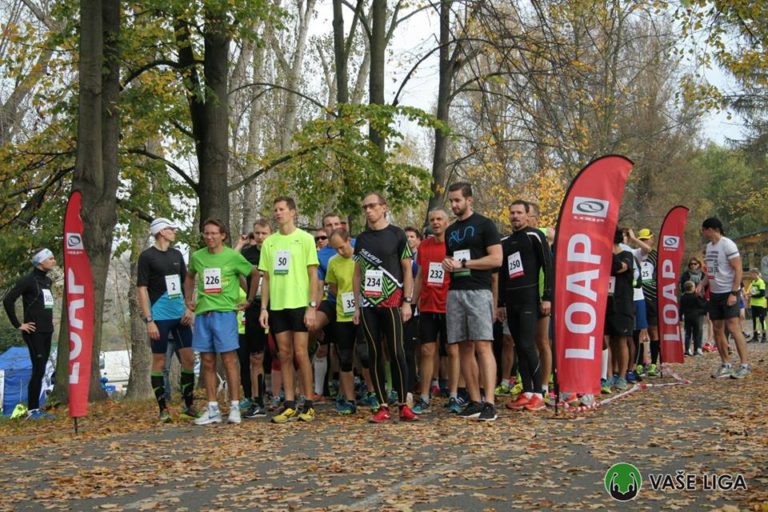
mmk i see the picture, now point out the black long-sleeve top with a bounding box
[499,226,553,304]
[3,268,54,332]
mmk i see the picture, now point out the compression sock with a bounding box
[651,339,660,365]
[180,369,195,408]
[313,355,328,396]
[601,349,609,380]
[151,372,166,411]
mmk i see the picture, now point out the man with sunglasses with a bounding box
[137,218,199,422]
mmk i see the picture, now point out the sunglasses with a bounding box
[315,235,328,241]
[689,262,699,266]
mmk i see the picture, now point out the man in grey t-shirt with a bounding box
[697,217,750,379]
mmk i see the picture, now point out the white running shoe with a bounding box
[228,407,242,424]
[194,406,222,425]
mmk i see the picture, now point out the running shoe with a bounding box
[26,409,55,420]
[730,364,751,380]
[228,407,242,424]
[387,389,398,406]
[298,407,316,422]
[579,394,595,407]
[635,364,647,377]
[180,406,202,420]
[268,395,283,411]
[762,333,767,343]
[600,379,612,395]
[695,348,703,356]
[370,406,392,423]
[159,408,172,424]
[712,363,733,379]
[336,400,356,415]
[543,392,556,407]
[430,384,441,397]
[399,405,419,422]
[647,364,657,377]
[309,393,326,404]
[615,376,628,391]
[494,383,512,396]
[506,394,531,410]
[239,397,252,410]
[271,407,299,424]
[11,404,28,419]
[458,401,484,419]
[477,402,498,421]
[357,392,380,411]
[510,382,523,396]
[329,380,340,398]
[244,403,267,419]
[412,398,430,415]
[524,394,546,411]
[194,407,222,426]
[625,370,638,384]
[446,397,463,414]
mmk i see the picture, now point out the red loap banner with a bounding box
[657,206,689,364]
[554,155,633,396]
[63,191,95,417]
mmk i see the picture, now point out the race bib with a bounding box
[364,270,384,297]
[42,289,54,309]
[341,291,356,315]
[427,262,445,286]
[608,276,616,295]
[165,274,182,299]
[203,268,222,293]
[453,249,471,277]
[641,261,654,281]
[507,252,524,279]
[274,250,290,275]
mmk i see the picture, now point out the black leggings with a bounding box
[752,306,766,333]
[506,302,541,394]
[361,307,408,404]
[23,331,52,410]
[334,321,357,372]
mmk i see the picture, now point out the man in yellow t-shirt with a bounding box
[256,197,320,423]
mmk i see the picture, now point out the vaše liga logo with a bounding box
[572,196,609,219]
[604,463,642,501]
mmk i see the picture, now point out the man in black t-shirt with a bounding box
[353,192,418,423]
[137,218,198,422]
[605,228,635,392]
[234,218,272,418]
[442,182,502,422]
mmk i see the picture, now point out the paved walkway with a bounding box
[1,343,766,511]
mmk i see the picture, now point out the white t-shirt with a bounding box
[620,244,645,301]
[705,236,740,294]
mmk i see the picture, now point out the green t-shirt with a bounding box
[258,228,319,311]
[189,246,254,314]
[325,254,356,322]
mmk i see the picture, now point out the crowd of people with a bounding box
[3,182,756,422]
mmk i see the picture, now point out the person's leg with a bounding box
[293,331,314,407]
[382,307,408,405]
[151,321,175,413]
[693,316,703,352]
[275,331,297,401]
[334,322,356,402]
[476,341,497,404]
[535,315,551,392]
[725,316,748,365]
[250,352,264,402]
[712,319,728,362]
[237,334,252,399]
[200,352,217,402]
[221,350,240,402]
[312,309,331,397]
[361,308,386,404]
[23,332,50,410]
[177,344,197,410]
[418,342,436,401]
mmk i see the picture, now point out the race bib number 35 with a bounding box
[364,270,384,297]
[203,268,222,293]
[341,291,356,315]
[427,262,445,286]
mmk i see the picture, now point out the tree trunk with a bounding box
[125,223,152,400]
[197,9,231,231]
[332,0,349,106]
[57,0,120,402]
[426,0,454,217]
[51,303,69,403]
[368,0,386,151]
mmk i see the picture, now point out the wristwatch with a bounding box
[143,316,153,324]
[461,259,467,268]
[309,300,318,308]
[403,297,413,303]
